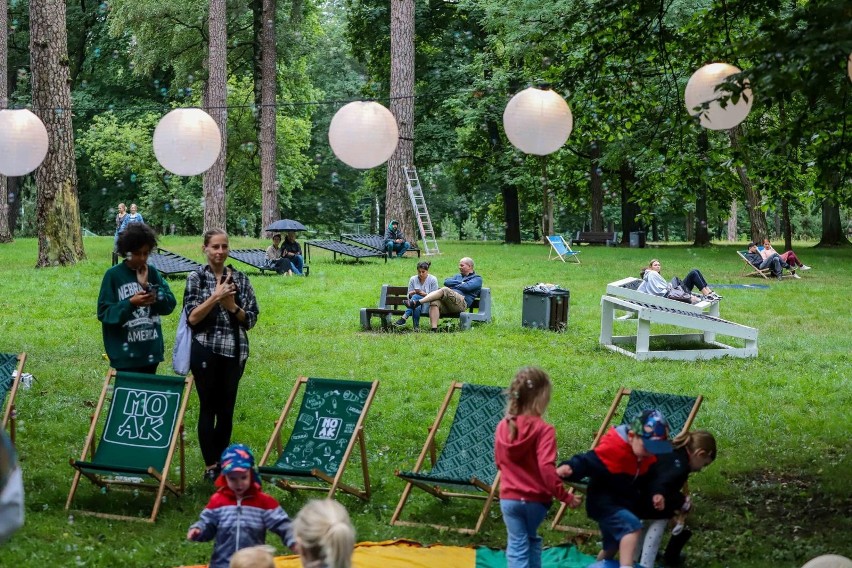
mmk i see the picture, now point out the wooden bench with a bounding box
[360,285,492,331]
[573,231,618,246]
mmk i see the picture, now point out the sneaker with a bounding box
[430,328,438,333]
[404,299,420,309]
[203,467,219,484]
[393,317,407,327]
[792,272,801,279]
[800,265,811,271]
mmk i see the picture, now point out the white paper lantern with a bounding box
[328,101,399,169]
[0,109,49,176]
[684,63,753,130]
[503,87,573,156]
[801,555,852,568]
[153,108,222,176]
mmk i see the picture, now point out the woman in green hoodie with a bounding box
[97,223,176,373]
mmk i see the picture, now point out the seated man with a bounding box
[383,220,411,258]
[406,257,482,332]
[744,242,794,280]
[265,234,293,275]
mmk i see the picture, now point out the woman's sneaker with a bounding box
[393,317,407,327]
[800,265,812,271]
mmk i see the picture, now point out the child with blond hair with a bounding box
[293,499,355,568]
[229,545,275,568]
[495,367,582,568]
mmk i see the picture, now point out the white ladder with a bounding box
[404,166,440,255]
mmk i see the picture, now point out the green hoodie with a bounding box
[97,262,176,369]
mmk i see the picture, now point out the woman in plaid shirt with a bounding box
[183,229,260,482]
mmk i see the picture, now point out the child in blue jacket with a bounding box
[187,444,298,568]
[557,409,673,568]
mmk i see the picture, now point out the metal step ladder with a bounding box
[404,166,440,255]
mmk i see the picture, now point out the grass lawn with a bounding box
[1,235,850,567]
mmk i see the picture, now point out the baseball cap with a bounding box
[220,443,255,475]
[630,409,673,454]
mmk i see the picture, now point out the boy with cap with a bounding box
[188,444,298,568]
[556,409,673,568]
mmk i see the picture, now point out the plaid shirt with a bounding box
[183,265,259,361]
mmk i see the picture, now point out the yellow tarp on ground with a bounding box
[275,540,476,568]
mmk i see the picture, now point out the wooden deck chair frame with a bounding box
[548,235,581,264]
[1,352,27,445]
[258,376,379,501]
[737,249,794,279]
[551,387,703,534]
[390,381,504,535]
[65,369,193,523]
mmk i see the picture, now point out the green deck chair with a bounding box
[551,387,703,533]
[66,370,193,522]
[1,352,26,445]
[390,382,507,535]
[258,377,379,501]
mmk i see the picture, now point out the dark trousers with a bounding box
[682,269,709,292]
[190,340,246,467]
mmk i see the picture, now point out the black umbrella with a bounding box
[265,219,307,232]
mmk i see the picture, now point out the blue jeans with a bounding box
[403,294,427,328]
[500,499,550,568]
[289,254,304,275]
[385,241,411,257]
[681,269,709,292]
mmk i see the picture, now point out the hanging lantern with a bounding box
[0,109,49,177]
[327,101,399,169]
[503,87,573,156]
[152,108,222,176]
[800,555,852,568]
[684,63,753,130]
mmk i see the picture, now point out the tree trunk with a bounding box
[693,131,710,246]
[685,211,694,242]
[259,0,278,236]
[540,157,553,241]
[619,161,640,246]
[782,198,792,251]
[817,185,851,246]
[385,0,416,243]
[485,117,519,243]
[728,126,768,243]
[590,141,603,231]
[0,0,10,243]
[203,0,228,232]
[31,0,84,266]
[727,200,737,241]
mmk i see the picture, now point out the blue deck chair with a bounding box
[66,370,193,522]
[551,387,703,534]
[258,377,379,500]
[547,235,581,264]
[390,382,506,535]
[1,352,27,444]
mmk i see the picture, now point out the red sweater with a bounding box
[494,415,573,504]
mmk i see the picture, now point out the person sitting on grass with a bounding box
[637,259,721,303]
[394,260,439,330]
[744,242,794,280]
[557,409,674,568]
[635,430,717,568]
[188,444,298,568]
[383,219,411,258]
[293,499,355,568]
[265,234,293,276]
[405,257,482,332]
[760,239,811,270]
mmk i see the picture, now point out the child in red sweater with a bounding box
[495,367,581,568]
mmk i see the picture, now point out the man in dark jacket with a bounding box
[383,219,411,258]
[744,242,791,280]
[406,257,482,332]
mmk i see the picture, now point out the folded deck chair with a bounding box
[66,370,193,522]
[1,352,27,444]
[390,382,506,535]
[258,377,379,500]
[551,387,703,534]
[547,235,581,264]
